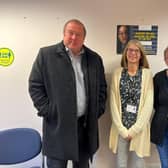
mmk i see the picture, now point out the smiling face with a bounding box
[121,39,149,69]
[63,21,85,55]
[126,44,141,66]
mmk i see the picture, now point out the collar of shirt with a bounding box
[65,47,84,62]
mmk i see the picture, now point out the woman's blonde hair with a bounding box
[121,39,149,68]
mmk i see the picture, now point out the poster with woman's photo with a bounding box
[117,25,158,55]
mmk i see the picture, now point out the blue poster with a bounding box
[117,25,158,55]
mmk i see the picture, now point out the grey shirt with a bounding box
[67,48,86,117]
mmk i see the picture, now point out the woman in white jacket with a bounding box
[109,39,153,168]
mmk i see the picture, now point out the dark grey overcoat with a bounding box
[29,42,107,161]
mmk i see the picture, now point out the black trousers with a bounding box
[47,116,90,168]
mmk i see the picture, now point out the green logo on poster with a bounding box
[0,48,14,66]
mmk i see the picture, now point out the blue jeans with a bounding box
[157,130,168,168]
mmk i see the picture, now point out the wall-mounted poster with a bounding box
[117,25,158,55]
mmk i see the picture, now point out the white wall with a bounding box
[1,0,168,167]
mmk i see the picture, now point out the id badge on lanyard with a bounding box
[126,104,137,113]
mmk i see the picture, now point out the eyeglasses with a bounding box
[127,48,140,54]
[118,32,127,35]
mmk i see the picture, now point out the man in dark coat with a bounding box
[29,19,107,168]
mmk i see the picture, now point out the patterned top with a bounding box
[120,68,142,129]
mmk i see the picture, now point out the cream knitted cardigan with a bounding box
[109,67,153,157]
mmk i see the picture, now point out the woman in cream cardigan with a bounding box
[109,39,153,168]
